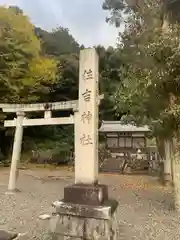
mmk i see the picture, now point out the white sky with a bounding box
[0,0,124,47]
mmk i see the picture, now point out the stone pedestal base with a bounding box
[64,184,108,205]
[48,200,118,240]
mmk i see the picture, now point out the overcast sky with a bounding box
[0,0,123,47]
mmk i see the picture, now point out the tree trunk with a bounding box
[164,139,173,185]
[172,144,180,212]
[170,137,176,184]
[156,137,174,185]
[170,135,180,212]
[156,137,165,184]
[156,137,164,161]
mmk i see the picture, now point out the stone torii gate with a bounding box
[0,93,104,193]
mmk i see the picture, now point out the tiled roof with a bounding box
[99,121,150,133]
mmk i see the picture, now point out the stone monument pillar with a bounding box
[49,48,118,240]
[75,47,98,184]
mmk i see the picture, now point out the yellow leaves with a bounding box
[0,6,58,101]
[0,6,40,57]
[22,56,57,86]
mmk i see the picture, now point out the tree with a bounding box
[97,45,123,120]
[0,6,57,103]
[47,53,79,102]
[102,0,132,27]
[34,25,81,103]
[35,27,80,56]
[102,0,180,28]
[103,0,180,211]
[8,5,23,14]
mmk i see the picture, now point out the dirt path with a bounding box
[0,168,178,239]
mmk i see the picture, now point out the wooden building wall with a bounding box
[105,132,146,152]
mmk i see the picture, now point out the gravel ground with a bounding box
[0,168,180,239]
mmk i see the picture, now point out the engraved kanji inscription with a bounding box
[80,134,93,146]
[82,89,91,102]
[81,111,92,124]
[83,69,93,81]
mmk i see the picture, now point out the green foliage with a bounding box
[35,27,80,56]
[0,6,57,103]
[103,0,180,139]
[97,45,123,120]
[102,0,180,28]
[48,53,79,102]
[23,126,74,164]
[34,26,80,103]
[102,0,131,27]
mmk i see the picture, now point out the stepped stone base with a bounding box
[64,183,108,205]
[48,200,118,240]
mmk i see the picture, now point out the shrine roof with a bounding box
[99,121,150,133]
